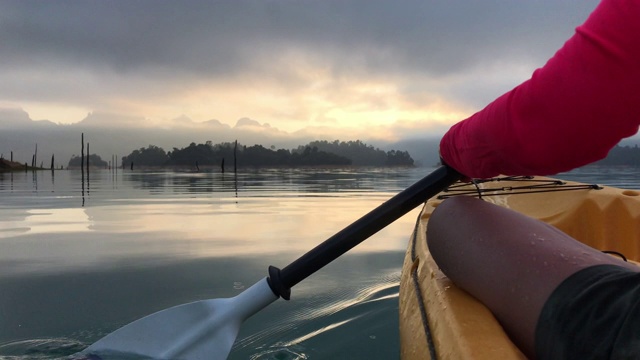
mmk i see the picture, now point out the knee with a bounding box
[426,196,475,273]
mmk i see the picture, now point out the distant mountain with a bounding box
[0,108,57,128]
[0,111,314,168]
[2,110,427,168]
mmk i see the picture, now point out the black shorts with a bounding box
[535,264,640,359]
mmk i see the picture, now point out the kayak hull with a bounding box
[399,176,640,359]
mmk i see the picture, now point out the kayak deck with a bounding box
[399,176,640,359]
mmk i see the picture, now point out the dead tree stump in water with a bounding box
[86,143,90,178]
[234,140,238,174]
[81,133,85,174]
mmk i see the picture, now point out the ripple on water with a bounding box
[231,272,401,360]
[248,347,308,360]
[0,338,86,359]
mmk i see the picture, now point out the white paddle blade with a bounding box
[82,278,278,360]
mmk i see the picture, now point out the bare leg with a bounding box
[427,196,636,359]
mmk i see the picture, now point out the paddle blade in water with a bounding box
[81,278,278,360]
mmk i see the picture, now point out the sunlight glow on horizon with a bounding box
[11,70,469,140]
[1,39,479,141]
[17,102,91,124]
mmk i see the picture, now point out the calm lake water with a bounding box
[0,166,638,360]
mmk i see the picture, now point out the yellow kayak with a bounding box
[399,176,640,359]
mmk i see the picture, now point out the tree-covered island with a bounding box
[68,154,109,168]
[65,142,640,170]
[116,140,415,169]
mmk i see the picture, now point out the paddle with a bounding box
[81,165,460,360]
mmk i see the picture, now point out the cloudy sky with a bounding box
[1,0,600,144]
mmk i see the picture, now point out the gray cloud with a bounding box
[2,1,598,77]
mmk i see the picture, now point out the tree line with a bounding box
[298,140,414,166]
[68,154,109,168]
[107,140,415,169]
[596,144,640,166]
[64,141,640,169]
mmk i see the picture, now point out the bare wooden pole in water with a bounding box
[81,133,85,174]
[86,143,90,178]
[234,140,238,173]
[81,133,85,205]
[50,154,54,171]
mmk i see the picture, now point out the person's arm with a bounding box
[440,0,640,179]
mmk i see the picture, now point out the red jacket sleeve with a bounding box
[440,0,640,179]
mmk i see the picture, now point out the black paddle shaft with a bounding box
[267,165,461,300]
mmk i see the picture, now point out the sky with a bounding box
[0,1,605,163]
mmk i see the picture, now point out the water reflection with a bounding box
[0,167,422,204]
[0,168,426,278]
[121,167,418,196]
[0,198,416,279]
[23,208,92,235]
